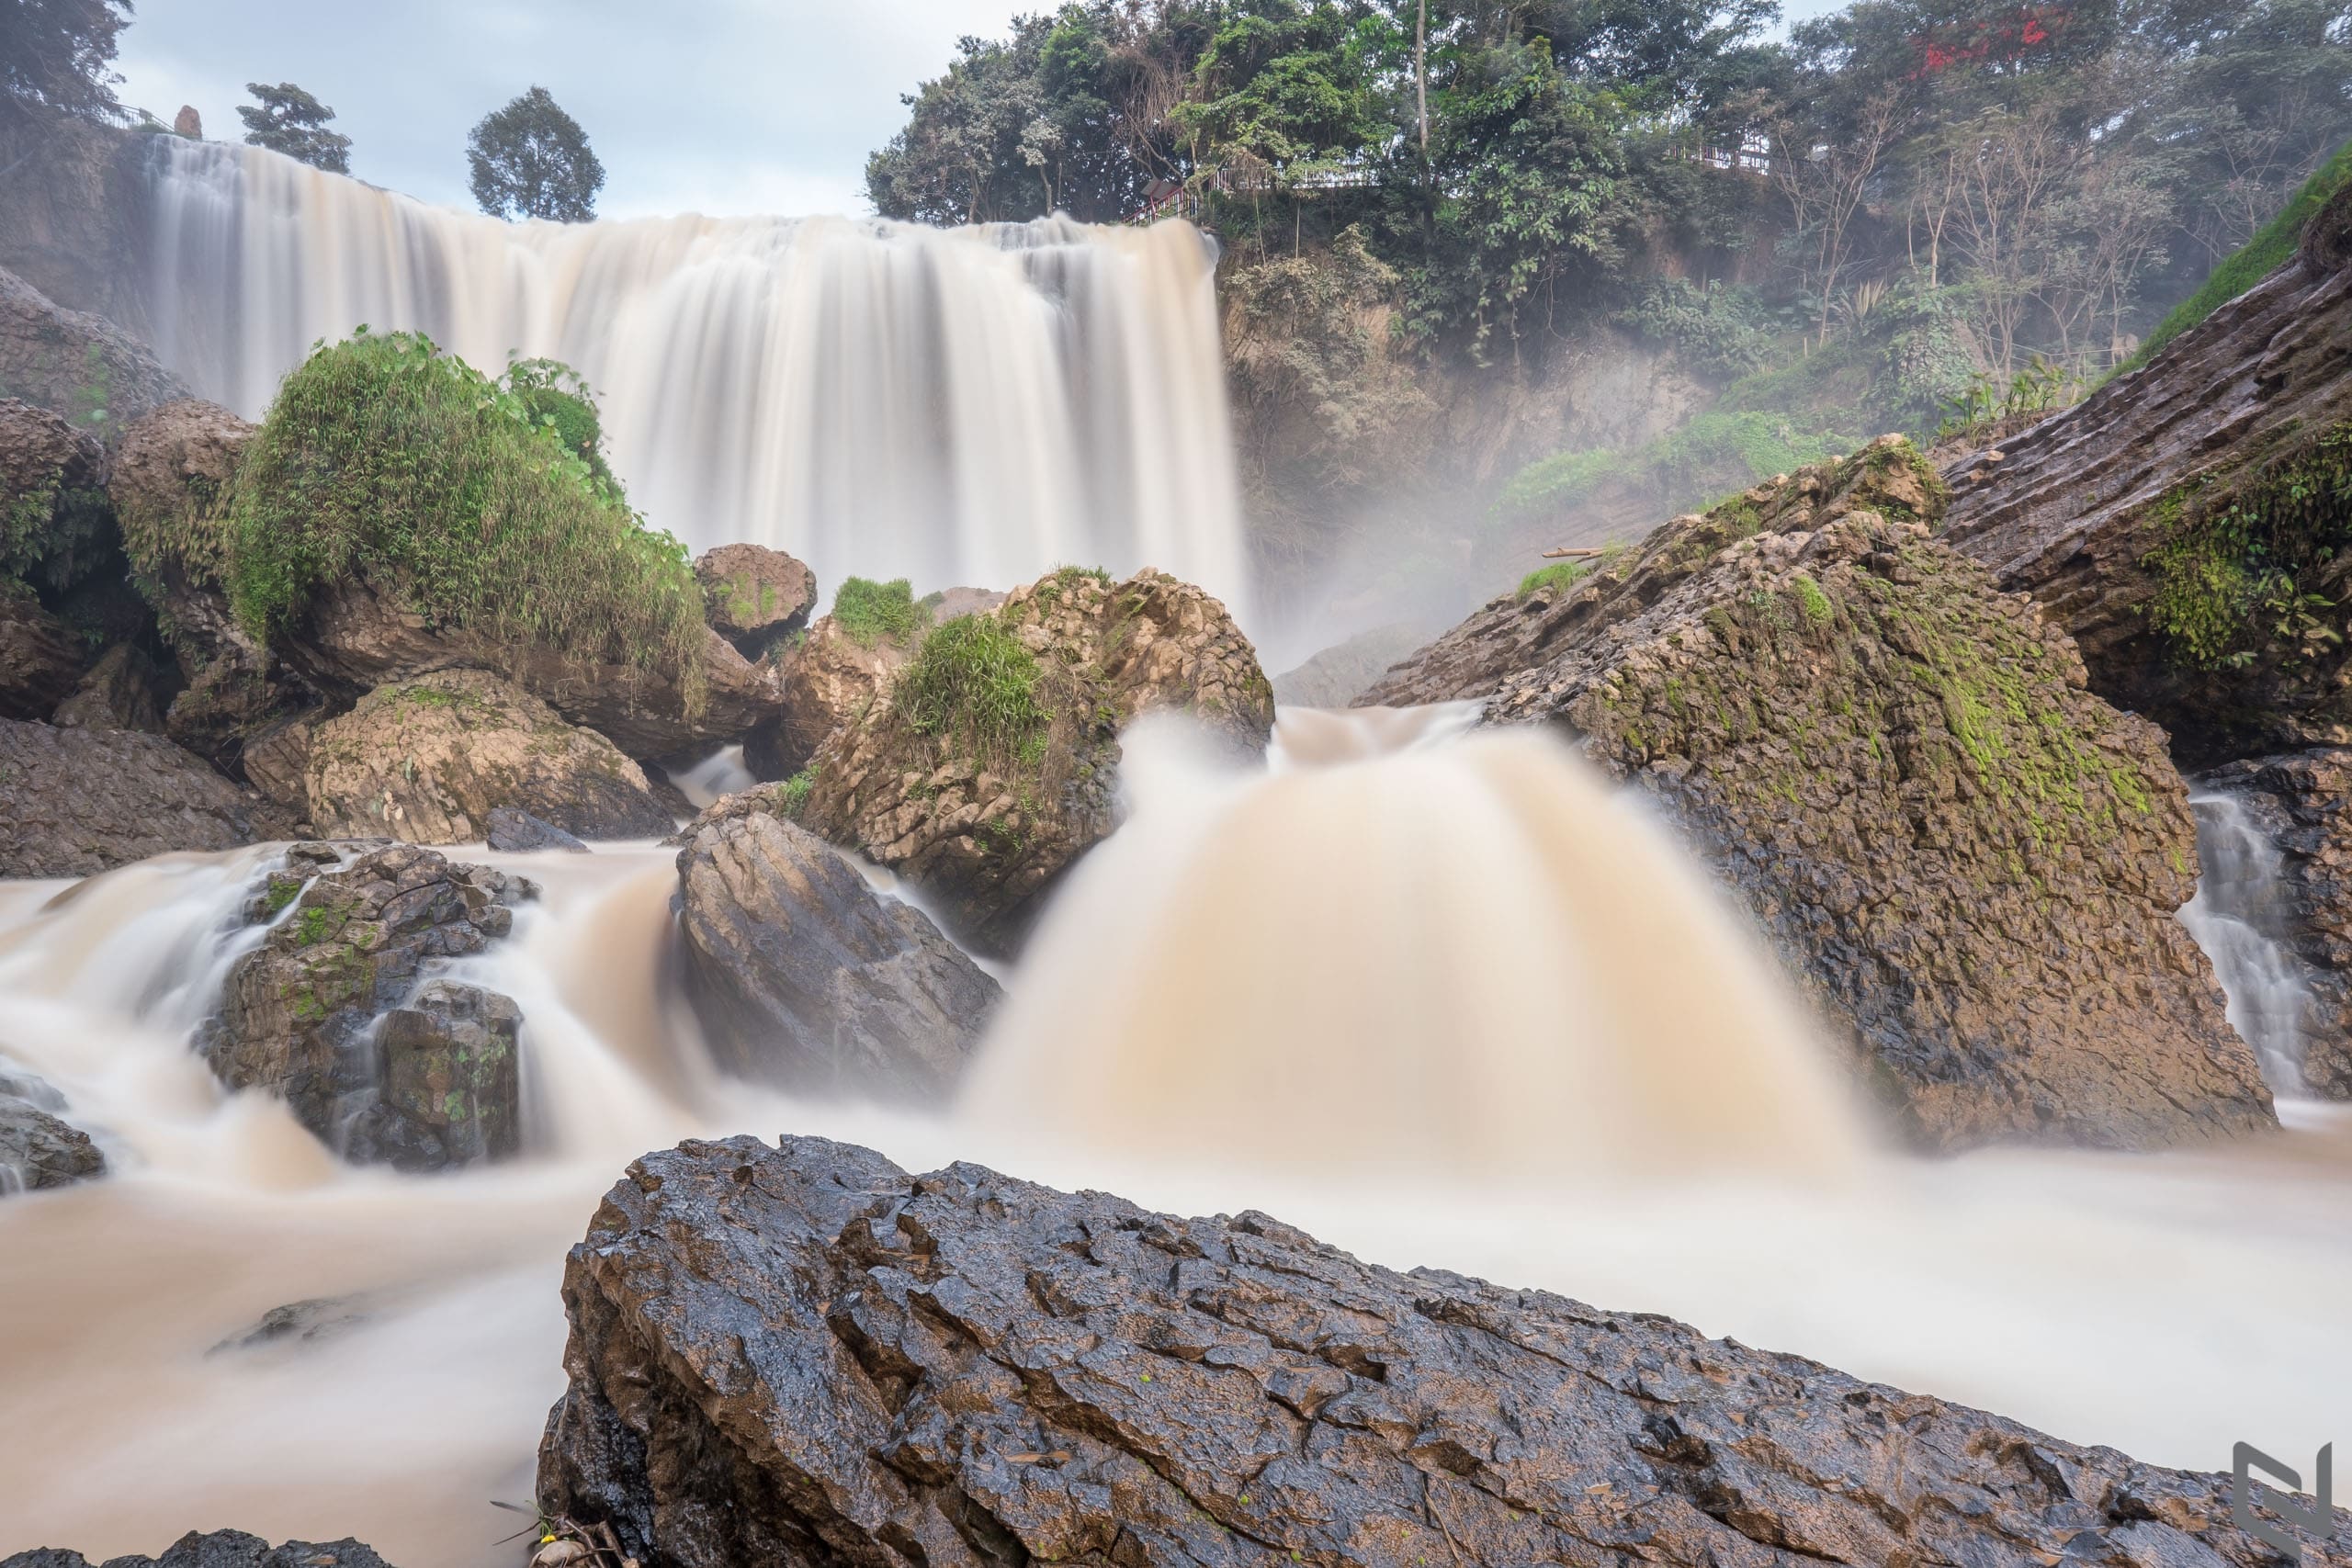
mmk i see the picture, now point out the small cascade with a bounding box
[2181,792,2314,1094]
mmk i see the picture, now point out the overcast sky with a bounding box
[113,0,1850,221]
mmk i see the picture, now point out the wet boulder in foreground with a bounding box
[674,808,998,1101]
[800,566,1275,953]
[539,1133,2351,1568]
[0,1531,394,1568]
[0,718,290,878]
[0,1066,105,1193]
[203,842,535,1171]
[1372,438,2273,1152]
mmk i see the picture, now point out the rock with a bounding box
[925,585,1008,622]
[1941,177,2352,766]
[0,265,187,427]
[694,542,815,659]
[538,1134,2352,1568]
[173,106,202,139]
[487,806,591,854]
[802,568,1275,953]
[165,656,302,774]
[1,1531,395,1568]
[303,670,675,845]
[675,810,999,1100]
[1271,621,1432,708]
[1369,439,2273,1153]
[2196,748,2352,1098]
[210,1297,368,1354]
[238,710,319,813]
[202,842,535,1171]
[51,641,166,731]
[0,1068,105,1193]
[0,589,83,720]
[741,610,920,783]
[0,719,291,878]
[0,397,109,588]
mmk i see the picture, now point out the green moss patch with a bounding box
[895,613,1051,769]
[832,576,926,648]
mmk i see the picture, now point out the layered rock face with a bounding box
[695,542,816,660]
[0,718,289,878]
[675,809,1000,1100]
[744,611,922,783]
[802,568,1275,953]
[1370,441,2271,1151]
[1940,181,2352,765]
[0,591,83,720]
[2,1532,393,1568]
[302,670,674,844]
[1271,621,1431,708]
[51,642,166,732]
[0,264,186,424]
[540,1134,2348,1568]
[203,843,534,1170]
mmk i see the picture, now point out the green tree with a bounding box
[0,0,133,123]
[467,86,605,223]
[238,82,353,173]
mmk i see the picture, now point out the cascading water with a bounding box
[137,140,1249,614]
[2181,791,2314,1093]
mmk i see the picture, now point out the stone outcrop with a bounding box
[0,264,186,425]
[0,117,163,330]
[51,642,166,732]
[0,591,83,720]
[1272,621,1431,708]
[539,1133,2351,1568]
[302,671,674,844]
[1940,179,2352,765]
[742,611,920,783]
[1368,440,2272,1152]
[802,568,1275,953]
[0,1067,105,1193]
[675,809,999,1100]
[203,843,534,1171]
[487,806,591,853]
[695,542,815,659]
[2,1531,394,1568]
[0,719,290,878]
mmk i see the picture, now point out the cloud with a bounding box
[111,0,1023,219]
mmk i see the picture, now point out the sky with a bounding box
[113,0,1853,222]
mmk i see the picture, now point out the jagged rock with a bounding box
[0,397,109,592]
[303,670,674,845]
[675,810,999,1100]
[173,106,202,139]
[0,265,187,426]
[0,718,290,877]
[203,843,534,1171]
[538,1134,2352,1568]
[801,568,1275,953]
[2197,748,2352,1098]
[209,1297,369,1354]
[1,1531,394,1568]
[487,806,591,853]
[0,590,83,720]
[1272,621,1432,708]
[927,585,1008,621]
[1367,440,2272,1152]
[741,610,920,782]
[238,710,319,813]
[695,542,815,659]
[1941,179,2352,765]
[51,642,165,731]
[0,1067,105,1193]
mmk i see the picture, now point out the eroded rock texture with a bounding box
[0,590,82,720]
[303,670,674,844]
[539,1134,2351,1568]
[203,843,534,1170]
[51,642,166,732]
[0,264,186,424]
[1,1531,393,1568]
[0,1066,105,1194]
[696,542,816,660]
[675,810,999,1100]
[1941,180,2352,765]
[0,719,288,878]
[1368,441,2270,1151]
[1271,622,1432,709]
[802,568,1275,953]
[744,611,921,783]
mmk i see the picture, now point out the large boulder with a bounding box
[0,589,83,720]
[0,719,291,878]
[1940,178,2352,766]
[2,1531,393,1568]
[0,264,187,426]
[51,642,167,732]
[801,568,1275,953]
[1369,440,2272,1152]
[695,542,815,659]
[0,397,108,589]
[302,670,675,844]
[203,842,534,1171]
[741,610,922,782]
[0,1066,105,1194]
[539,1134,2350,1568]
[675,809,999,1100]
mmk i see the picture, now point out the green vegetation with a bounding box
[238,82,353,173]
[223,329,706,707]
[832,576,926,647]
[499,357,616,489]
[1517,558,1593,599]
[467,86,605,222]
[777,767,818,820]
[895,613,1052,768]
[1792,573,1834,626]
[1499,412,1852,525]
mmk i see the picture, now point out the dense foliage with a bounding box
[225,330,705,703]
[238,82,353,173]
[468,86,605,222]
[0,0,132,123]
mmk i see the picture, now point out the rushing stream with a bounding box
[2,712,2350,1565]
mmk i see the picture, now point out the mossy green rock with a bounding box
[1372,440,2274,1153]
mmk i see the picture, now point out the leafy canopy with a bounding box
[239,82,353,174]
[1,0,132,122]
[467,86,605,222]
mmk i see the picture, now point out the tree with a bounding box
[238,82,352,173]
[0,0,133,123]
[467,86,605,223]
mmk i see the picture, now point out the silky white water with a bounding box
[2182,791,2316,1093]
[2,714,2348,1566]
[136,139,1248,614]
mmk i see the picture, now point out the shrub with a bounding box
[894,613,1050,767]
[499,356,616,490]
[1517,558,1592,598]
[832,576,926,647]
[225,329,704,706]
[1611,277,1777,378]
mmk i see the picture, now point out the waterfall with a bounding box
[136,139,1249,615]
[2181,792,2315,1094]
